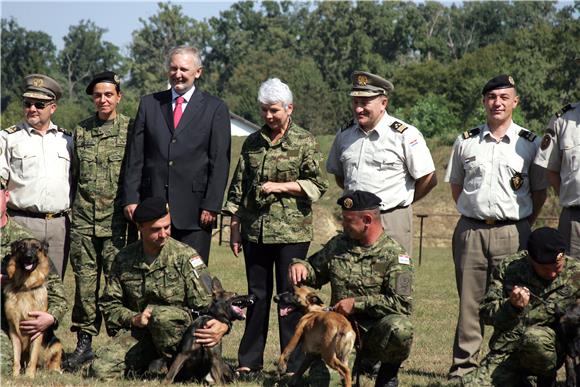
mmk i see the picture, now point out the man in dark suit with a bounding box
[122,45,231,264]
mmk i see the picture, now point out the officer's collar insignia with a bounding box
[508,76,515,86]
[540,134,551,150]
[343,198,353,209]
[356,74,368,86]
[510,173,523,191]
[32,78,43,87]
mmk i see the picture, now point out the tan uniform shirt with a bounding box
[445,122,547,220]
[326,112,435,211]
[534,102,580,207]
[0,121,73,213]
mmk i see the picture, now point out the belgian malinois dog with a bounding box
[274,286,356,387]
[3,238,62,377]
[164,277,255,384]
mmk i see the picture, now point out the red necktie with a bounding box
[173,96,184,128]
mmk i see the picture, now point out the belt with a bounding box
[463,216,519,226]
[8,208,69,220]
[380,205,409,214]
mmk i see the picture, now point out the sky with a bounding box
[1,0,235,53]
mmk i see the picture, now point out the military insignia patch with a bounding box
[540,134,551,150]
[390,121,408,133]
[343,198,353,209]
[356,74,368,86]
[395,272,412,296]
[189,256,204,269]
[510,173,523,191]
[462,128,480,139]
[398,254,410,265]
[32,77,44,87]
[114,74,121,84]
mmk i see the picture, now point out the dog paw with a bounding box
[277,362,288,375]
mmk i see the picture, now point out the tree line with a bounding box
[1,1,579,142]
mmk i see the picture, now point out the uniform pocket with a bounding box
[12,146,38,180]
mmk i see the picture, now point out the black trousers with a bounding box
[237,239,309,372]
[171,226,212,265]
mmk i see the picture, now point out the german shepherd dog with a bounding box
[3,238,62,377]
[559,299,580,387]
[274,286,356,387]
[164,277,256,384]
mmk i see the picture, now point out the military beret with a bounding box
[22,74,62,101]
[337,190,381,211]
[527,227,567,264]
[133,197,169,223]
[85,71,121,95]
[481,74,516,95]
[350,71,394,97]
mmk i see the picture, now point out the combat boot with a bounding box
[375,362,401,387]
[64,331,94,372]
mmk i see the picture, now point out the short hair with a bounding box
[258,78,293,109]
[166,45,203,69]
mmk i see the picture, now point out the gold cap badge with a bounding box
[32,78,44,87]
[356,74,368,86]
[343,198,353,209]
[508,76,515,86]
[114,74,120,84]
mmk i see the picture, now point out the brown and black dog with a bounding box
[274,286,356,387]
[3,238,62,377]
[559,299,580,387]
[164,277,255,385]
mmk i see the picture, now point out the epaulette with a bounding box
[57,126,72,137]
[340,119,355,133]
[555,103,573,118]
[390,121,408,133]
[462,128,480,139]
[2,125,21,134]
[518,129,537,142]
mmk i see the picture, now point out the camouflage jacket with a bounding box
[480,251,580,353]
[100,237,213,335]
[293,232,413,328]
[0,218,68,328]
[72,113,132,237]
[223,122,328,243]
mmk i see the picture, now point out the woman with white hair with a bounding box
[223,78,329,380]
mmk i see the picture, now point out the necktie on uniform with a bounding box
[173,96,184,128]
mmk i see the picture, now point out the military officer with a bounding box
[90,197,229,380]
[0,74,73,278]
[290,191,414,387]
[444,74,548,379]
[463,227,580,386]
[534,58,580,258]
[0,182,68,375]
[65,71,136,371]
[326,71,437,255]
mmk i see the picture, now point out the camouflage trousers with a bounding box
[89,305,193,380]
[462,325,563,386]
[70,230,125,336]
[308,314,413,386]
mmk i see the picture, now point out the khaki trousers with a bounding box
[449,216,530,378]
[380,206,413,255]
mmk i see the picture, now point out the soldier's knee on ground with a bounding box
[518,326,558,375]
[368,315,413,364]
[148,305,192,358]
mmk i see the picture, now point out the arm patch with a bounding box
[395,272,412,296]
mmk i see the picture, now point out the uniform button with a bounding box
[171,139,176,143]
[169,160,174,166]
[164,184,169,189]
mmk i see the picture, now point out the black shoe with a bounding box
[235,368,263,382]
[375,362,401,387]
[64,331,94,372]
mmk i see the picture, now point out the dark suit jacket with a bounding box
[122,88,231,230]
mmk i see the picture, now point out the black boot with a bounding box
[536,371,556,387]
[375,362,401,387]
[64,331,94,372]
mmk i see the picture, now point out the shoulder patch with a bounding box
[340,119,356,133]
[398,254,411,265]
[556,104,573,118]
[57,126,72,137]
[518,130,537,142]
[462,127,480,139]
[390,121,408,133]
[395,272,412,296]
[3,125,21,134]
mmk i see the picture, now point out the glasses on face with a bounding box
[23,100,53,109]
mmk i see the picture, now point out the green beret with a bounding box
[86,71,121,95]
[527,227,567,264]
[337,190,381,211]
[481,74,516,95]
[133,197,169,223]
[22,74,62,101]
[350,71,394,97]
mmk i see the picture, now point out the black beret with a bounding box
[133,197,169,223]
[85,71,121,95]
[337,190,381,211]
[481,74,516,95]
[350,71,394,97]
[527,227,567,264]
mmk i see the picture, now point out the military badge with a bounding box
[510,172,523,191]
[114,74,121,84]
[356,74,368,86]
[540,134,551,150]
[32,77,44,87]
[395,272,412,296]
[508,76,515,86]
[343,198,353,209]
[398,254,411,265]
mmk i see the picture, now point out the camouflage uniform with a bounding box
[293,231,414,385]
[463,252,580,386]
[0,218,68,375]
[70,113,135,336]
[90,237,214,380]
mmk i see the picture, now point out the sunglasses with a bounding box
[23,100,53,109]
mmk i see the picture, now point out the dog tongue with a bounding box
[231,305,246,319]
[279,306,293,317]
[24,263,33,270]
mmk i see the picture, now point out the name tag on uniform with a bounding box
[398,255,411,265]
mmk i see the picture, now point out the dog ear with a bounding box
[211,277,224,293]
[307,293,324,305]
[5,254,16,280]
[10,240,20,255]
[41,240,49,254]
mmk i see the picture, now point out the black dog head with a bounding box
[559,299,580,357]
[10,238,48,273]
[207,277,256,322]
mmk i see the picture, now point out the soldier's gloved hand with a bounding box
[509,286,530,309]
